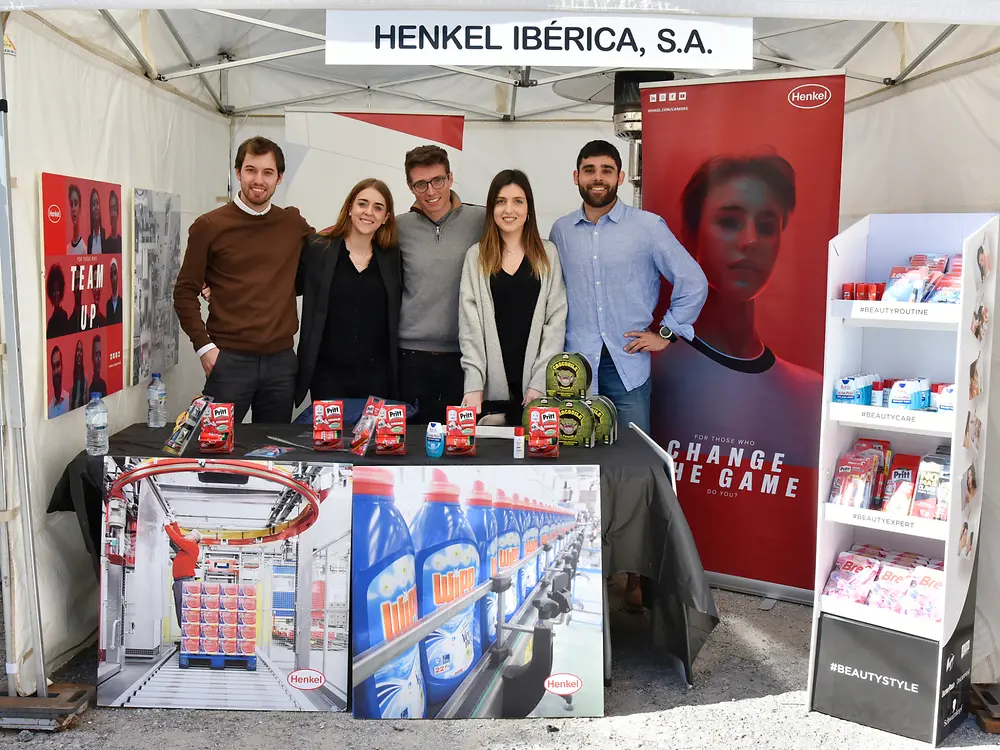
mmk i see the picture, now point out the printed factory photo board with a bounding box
[97,456,352,712]
[41,172,125,418]
[642,71,847,591]
[350,463,603,720]
[130,188,182,385]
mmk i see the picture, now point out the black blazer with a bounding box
[294,234,401,406]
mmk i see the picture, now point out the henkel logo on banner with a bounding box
[325,10,753,69]
[788,83,832,109]
[287,668,327,691]
[545,673,583,695]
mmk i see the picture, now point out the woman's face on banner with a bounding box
[493,183,528,234]
[349,187,388,237]
[696,174,784,302]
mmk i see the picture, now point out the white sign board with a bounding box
[326,11,754,69]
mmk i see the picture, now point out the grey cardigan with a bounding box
[459,239,568,400]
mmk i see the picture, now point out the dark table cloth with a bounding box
[48,422,718,683]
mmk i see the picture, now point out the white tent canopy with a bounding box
[3,0,1000,702]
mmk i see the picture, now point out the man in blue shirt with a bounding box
[550,140,708,433]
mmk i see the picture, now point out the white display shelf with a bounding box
[831,299,961,330]
[823,502,949,541]
[821,595,942,641]
[828,402,953,437]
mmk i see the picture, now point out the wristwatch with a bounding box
[658,326,678,342]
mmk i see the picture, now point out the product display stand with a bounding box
[806,213,999,745]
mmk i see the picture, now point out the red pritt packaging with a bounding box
[527,405,560,458]
[313,400,344,450]
[855,284,872,301]
[841,283,855,300]
[445,405,476,456]
[827,451,878,508]
[350,396,385,456]
[375,404,407,455]
[199,403,235,453]
[881,453,922,515]
[853,439,892,504]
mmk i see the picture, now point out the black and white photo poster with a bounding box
[131,188,181,385]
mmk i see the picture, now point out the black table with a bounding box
[48,422,719,683]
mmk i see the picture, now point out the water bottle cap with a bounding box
[352,466,395,498]
[466,479,493,508]
[424,468,460,504]
[90,392,102,399]
[152,373,161,378]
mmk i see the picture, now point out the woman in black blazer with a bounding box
[294,178,402,407]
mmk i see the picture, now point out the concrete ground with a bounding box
[1,589,997,749]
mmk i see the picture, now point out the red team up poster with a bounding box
[643,73,846,591]
[41,173,125,418]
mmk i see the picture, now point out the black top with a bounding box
[295,235,402,405]
[314,243,389,382]
[491,255,540,400]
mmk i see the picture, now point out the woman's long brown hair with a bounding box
[320,178,398,248]
[479,169,550,279]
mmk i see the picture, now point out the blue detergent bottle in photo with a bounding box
[518,493,539,599]
[351,466,426,719]
[409,469,481,711]
[534,498,549,585]
[464,480,498,650]
[493,489,522,621]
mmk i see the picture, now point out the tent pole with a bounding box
[836,21,887,68]
[0,28,48,699]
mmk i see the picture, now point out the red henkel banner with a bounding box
[644,72,846,591]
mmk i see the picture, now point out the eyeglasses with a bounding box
[410,175,448,193]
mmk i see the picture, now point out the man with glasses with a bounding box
[396,145,486,424]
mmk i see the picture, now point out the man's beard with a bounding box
[579,182,617,208]
[242,185,272,207]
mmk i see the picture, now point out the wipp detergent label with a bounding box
[523,527,539,592]
[367,554,425,718]
[497,530,521,617]
[485,537,498,641]
[422,543,478,680]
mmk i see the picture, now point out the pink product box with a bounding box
[239,597,257,611]
[220,596,239,611]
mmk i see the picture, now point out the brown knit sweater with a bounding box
[173,201,313,355]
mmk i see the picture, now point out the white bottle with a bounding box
[513,427,525,459]
[147,373,167,428]
[85,393,109,456]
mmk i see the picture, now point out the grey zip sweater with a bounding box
[397,191,487,352]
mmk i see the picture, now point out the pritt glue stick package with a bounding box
[350,396,385,456]
[823,552,880,603]
[375,404,407,455]
[199,403,235,453]
[527,403,560,458]
[313,400,344,450]
[827,451,879,508]
[881,454,921,516]
[445,405,476,456]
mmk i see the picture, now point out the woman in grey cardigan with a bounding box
[459,169,567,424]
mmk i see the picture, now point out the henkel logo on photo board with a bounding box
[47,204,61,223]
[544,673,583,695]
[287,668,327,690]
[788,83,832,109]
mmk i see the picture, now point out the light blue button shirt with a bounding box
[549,199,708,392]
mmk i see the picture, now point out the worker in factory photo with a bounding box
[165,515,202,628]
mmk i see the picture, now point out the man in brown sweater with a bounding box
[173,136,313,423]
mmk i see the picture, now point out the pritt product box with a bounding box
[445,405,476,457]
[375,404,407,455]
[313,400,344,450]
[526,404,560,458]
[199,403,235,453]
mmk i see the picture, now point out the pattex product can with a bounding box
[545,352,592,398]
[558,399,596,448]
[408,469,481,710]
[494,489,522,621]
[464,480,498,649]
[351,466,426,719]
[585,394,618,445]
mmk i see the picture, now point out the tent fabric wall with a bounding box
[3,13,229,695]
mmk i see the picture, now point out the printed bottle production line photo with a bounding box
[350,464,605,720]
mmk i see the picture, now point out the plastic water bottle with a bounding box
[147,373,167,428]
[85,393,109,456]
